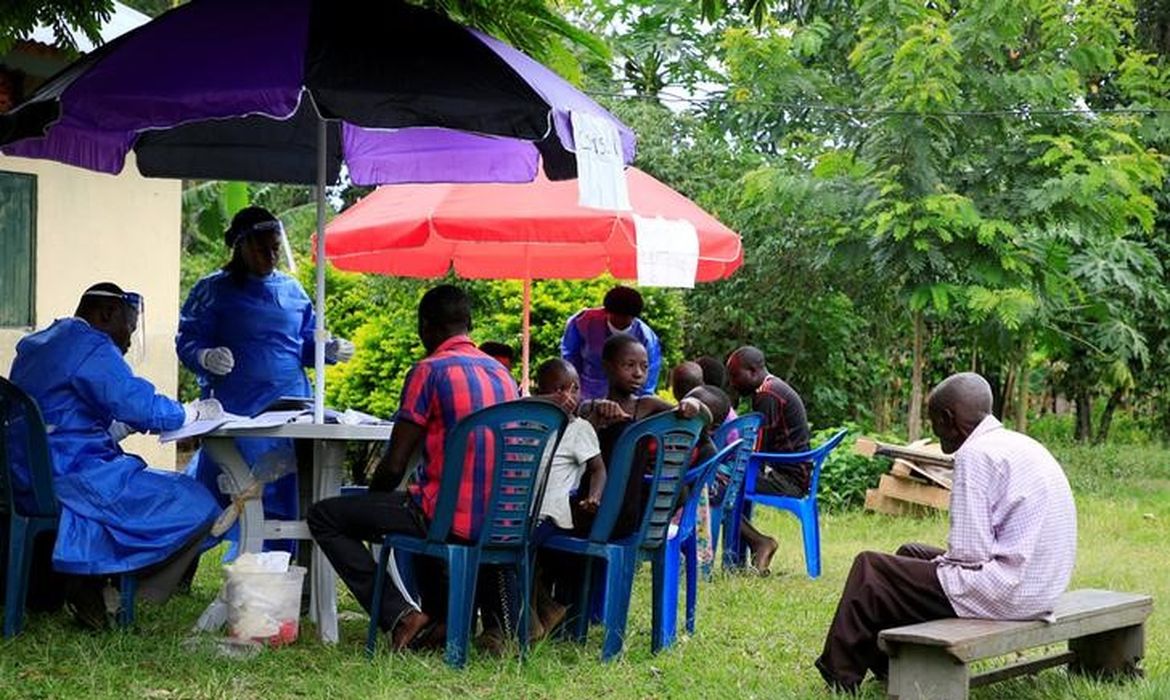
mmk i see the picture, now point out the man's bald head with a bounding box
[927,372,993,453]
[671,361,704,402]
[727,346,768,395]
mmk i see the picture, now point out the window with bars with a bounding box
[0,171,35,327]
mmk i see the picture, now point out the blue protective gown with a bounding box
[560,307,663,400]
[176,269,316,540]
[8,318,218,575]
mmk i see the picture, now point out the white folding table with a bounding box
[202,421,393,643]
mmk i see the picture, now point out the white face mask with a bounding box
[607,319,632,334]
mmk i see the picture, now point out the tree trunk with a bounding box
[998,369,1014,423]
[1014,360,1028,432]
[1094,387,1125,445]
[908,311,925,441]
[1074,390,1093,443]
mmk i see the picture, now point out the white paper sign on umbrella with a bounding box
[634,213,700,288]
[571,111,632,211]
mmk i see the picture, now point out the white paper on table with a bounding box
[158,409,307,442]
[570,111,631,211]
[634,213,700,288]
[224,410,308,430]
[159,412,249,443]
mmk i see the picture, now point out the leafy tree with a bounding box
[118,0,176,18]
[0,0,112,53]
[708,0,1166,440]
[576,0,723,99]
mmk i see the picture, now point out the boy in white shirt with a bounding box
[532,359,606,638]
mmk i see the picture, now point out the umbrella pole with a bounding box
[521,276,531,396]
[313,119,327,424]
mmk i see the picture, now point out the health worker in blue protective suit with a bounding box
[560,285,662,400]
[8,282,222,629]
[177,206,355,553]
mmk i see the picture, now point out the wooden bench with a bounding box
[877,589,1153,700]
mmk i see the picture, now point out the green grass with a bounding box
[3,443,1168,699]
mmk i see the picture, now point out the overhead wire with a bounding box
[585,88,1170,118]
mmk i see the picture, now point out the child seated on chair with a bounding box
[529,359,606,639]
[682,385,730,466]
[576,334,712,540]
[671,385,729,553]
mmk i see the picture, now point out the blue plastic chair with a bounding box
[724,428,848,579]
[542,411,705,660]
[1,377,137,637]
[655,438,741,647]
[708,413,763,571]
[366,399,568,668]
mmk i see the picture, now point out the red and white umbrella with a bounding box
[325,167,743,388]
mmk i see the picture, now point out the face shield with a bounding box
[82,289,146,364]
[236,219,297,273]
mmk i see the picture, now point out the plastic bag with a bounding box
[223,554,305,646]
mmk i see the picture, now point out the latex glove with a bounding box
[325,337,355,363]
[108,420,134,443]
[183,398,225,425]
[197,347,235,376]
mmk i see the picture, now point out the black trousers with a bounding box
[755,464,808,497]
[64,520,213,615]
[815,543,955,692]
[24,530,67,612]
[136,521,214,603]
[307,490,517,634]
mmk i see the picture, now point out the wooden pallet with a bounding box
[878,473,951,510]
[860,436,954,517]
[865,488,933,517]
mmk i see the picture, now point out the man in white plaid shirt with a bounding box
[815,373,1077,693]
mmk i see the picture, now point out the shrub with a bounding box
[814,424,902,512]
[1028,410,1157,447]
[313,268,687,416]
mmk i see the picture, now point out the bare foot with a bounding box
[391,609,431,651]
[752,537,778,576]
[538,600,567,638]
[413,621,446,652]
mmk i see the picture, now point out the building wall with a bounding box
[0,153,182,469]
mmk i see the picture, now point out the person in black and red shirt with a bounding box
[726,346,811,575]
[309,285,518,652]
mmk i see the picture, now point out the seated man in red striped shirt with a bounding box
[309,285,518,651]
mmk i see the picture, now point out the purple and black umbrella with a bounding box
[0,0,635,183]
[0,0,635,420]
